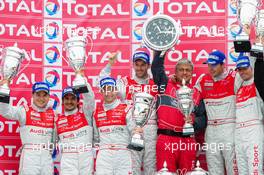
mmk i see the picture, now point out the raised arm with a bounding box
[97,52,127,100]
[254,58,264,101]
[151,51,168,93]
[82,82,95,126]
[0,80,26,125]
[0,102,26,126]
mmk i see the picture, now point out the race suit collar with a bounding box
[31,103,49,112]
[243,77,254,85]
[64,108,78,116]
[212,71,228,82]
[103,99,120,111]
[133,74,150,84]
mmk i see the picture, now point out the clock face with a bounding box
[145,18,177,47]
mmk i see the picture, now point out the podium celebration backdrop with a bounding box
[0,0,263,174]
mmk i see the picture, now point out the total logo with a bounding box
[45,69,60,88]
[45,0,60,16]
[49,93,60,110]
[45,21,60,40]
[45,45,60,64]
[133,22,144,41]
[229,0,237,15]
[229,46,244,63]
[133,0,150,16]
[229,21,242,39]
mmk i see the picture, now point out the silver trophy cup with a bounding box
[176,79,194,136]
[186,161,209,175]
[234,0,260,52]
[156,161,176,175]
[64,35,88,93]
[127,92,154,151]
[0,43,25,103]
[251,9,264,58]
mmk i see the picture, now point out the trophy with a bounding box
[127,92,154,151]
[186,161,209,175]
[142,14,181,56]
[64,35,89,93]
[176,79,194,136]
[251,9,264,58]
[0,43,25,103]
[156,162,176,175]
[234,0,260,52]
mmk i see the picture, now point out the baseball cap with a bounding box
[99,77,116,88]
[32,82,50,94]
[236,55,250,69]
[133,47,150,64]
[62,87,79,98]
[204,50,226,65]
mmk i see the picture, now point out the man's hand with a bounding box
[75,68,85,77]
[184,115,193,124]
[255,35,264,46]
[108,51,119,66]
[0,79,10,86]
[133,127,143,135]
[243,24,251,35]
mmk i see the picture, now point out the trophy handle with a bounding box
[145,98,156,124]
[62,53,70,65]
[86,34,93,55]
[16,50,30,76]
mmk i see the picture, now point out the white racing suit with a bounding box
[0,103,56,175]
[93,99,136,175]
[132,110,157,175]
[235,78,264,174]
[99,63,157,175]
[55,84,95,175]
[195,71,242,175]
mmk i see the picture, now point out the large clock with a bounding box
[142,14,181,51]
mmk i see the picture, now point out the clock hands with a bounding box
[155,25,161,33]
[156,25,175,35]
[151,23,175,42]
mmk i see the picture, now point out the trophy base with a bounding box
[127,144,144,151]
[73,85,89,94]
[0,94,10,103]
[73,75,88,94]
[127,134,144,151]
[0,86,10,103]
[234,40,251,52]
[182,123,194,136]
[250,45,263,59]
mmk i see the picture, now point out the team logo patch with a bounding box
[204,82,213,86]
[30,111,40,117]
[98,113,107,117]
[58,119,67,125]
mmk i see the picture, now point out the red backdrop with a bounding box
[0,0,262,174]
